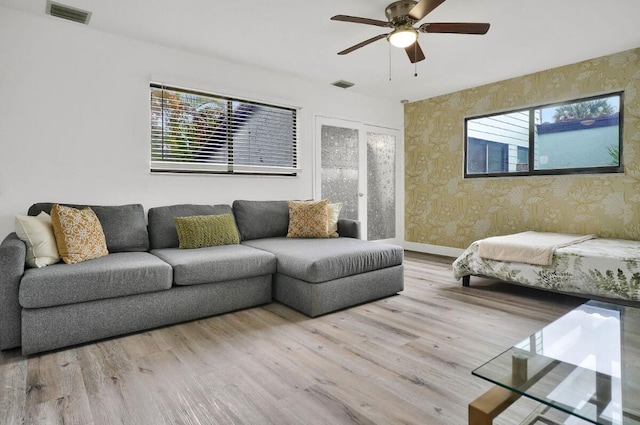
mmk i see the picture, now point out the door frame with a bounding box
[314,115,403,244]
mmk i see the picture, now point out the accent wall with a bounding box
[405,47,640,251]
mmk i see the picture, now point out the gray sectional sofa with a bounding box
[0,200,404,355]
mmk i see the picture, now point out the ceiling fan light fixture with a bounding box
[387,26,418,48]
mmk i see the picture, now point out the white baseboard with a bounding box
[402,241,464,258]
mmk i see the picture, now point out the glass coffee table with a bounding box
[469,300,640,425]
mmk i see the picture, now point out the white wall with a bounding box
[0,7,402,238]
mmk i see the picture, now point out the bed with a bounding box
[452,234,640,302]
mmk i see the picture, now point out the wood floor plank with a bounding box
[0,251,586,425]
[0,350,27,424]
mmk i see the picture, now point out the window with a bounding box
[150,84,298,175]
[464,92,623,177]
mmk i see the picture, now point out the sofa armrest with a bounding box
[0,233,26,350]
[337,219,361,239]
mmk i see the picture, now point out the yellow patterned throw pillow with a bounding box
[174,214,240,249]
[286,199,329,238]
[51,204,109,264]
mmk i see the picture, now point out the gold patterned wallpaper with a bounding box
[405,47,640,249]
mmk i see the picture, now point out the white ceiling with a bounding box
[3,0,640,103]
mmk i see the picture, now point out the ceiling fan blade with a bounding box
[331,15,390,27]
[408,0,446,21]
[405,41,426,63]
[337,34,388,55]
[419,22,491,34]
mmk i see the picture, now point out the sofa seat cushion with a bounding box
[19,252,173,308]
[151,244,276,286]
[242,237,403,283]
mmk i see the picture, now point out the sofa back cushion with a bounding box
[232,200,289,241]
[28,203,149,253]
[148,204,237,249]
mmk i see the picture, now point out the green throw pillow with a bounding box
[174,214,240,249]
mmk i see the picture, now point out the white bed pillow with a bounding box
[15,212,60,268]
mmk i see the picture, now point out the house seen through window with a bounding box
[465,92,623,177]
[150,84,298,175]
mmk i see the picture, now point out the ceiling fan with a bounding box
[331,0,490,63]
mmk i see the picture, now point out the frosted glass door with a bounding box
[319,124,361,221]
[367,131,396,241]
[316,117,400,242]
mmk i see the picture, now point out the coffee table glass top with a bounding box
[472,300,640,424]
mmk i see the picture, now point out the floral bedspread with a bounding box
[452,238,640,301]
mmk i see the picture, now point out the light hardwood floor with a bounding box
[0,251,585,425]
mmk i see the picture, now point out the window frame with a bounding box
[150,83,300,176]
[463,91,624,178]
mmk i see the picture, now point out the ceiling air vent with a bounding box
[331,80,355,89]
[46,1,92,25]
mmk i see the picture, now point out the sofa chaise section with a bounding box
[244,237,404,317]
[233,200,405,317]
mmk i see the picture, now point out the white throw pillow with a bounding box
[15,212,60,268]
[327,202,343,238]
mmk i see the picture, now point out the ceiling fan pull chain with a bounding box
[389,43,392,81]
[414,42,418,77]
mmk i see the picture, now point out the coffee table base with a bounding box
[469,385,521,425]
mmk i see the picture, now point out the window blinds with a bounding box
[150,84,298,175]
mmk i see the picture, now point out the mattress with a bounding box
[452,237,640,302]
